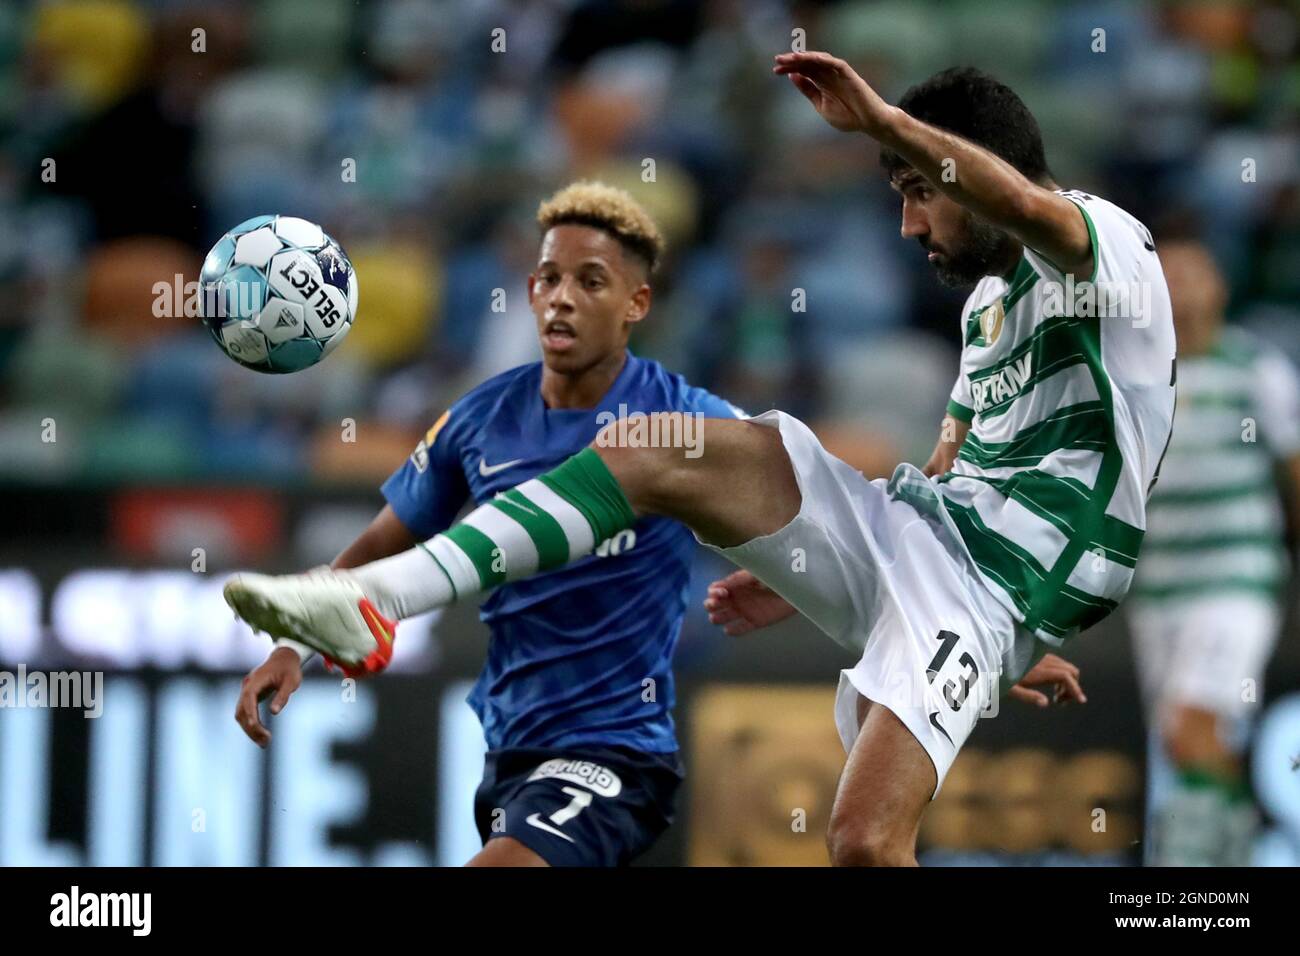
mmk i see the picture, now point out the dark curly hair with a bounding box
[880,67,1052,184]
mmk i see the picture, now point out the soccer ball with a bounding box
[199,215,357,373]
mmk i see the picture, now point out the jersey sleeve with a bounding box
[380,407,471,540]
[1250,344,1300,458]
[947,372,974,423]
[1021,190,1151,290]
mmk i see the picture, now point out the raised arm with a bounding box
[773,51,1093,277]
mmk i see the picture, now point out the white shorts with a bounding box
[1128,594,1279,722]
[702,411,1042,796]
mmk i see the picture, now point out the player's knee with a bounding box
[825,817,913,868]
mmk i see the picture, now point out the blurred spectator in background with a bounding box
[0,0,1296,488]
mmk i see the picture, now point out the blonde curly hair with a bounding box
[537,180,665,274]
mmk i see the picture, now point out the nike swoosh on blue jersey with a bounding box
[525,813,575,843]
[479,457,524,477]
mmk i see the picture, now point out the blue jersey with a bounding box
[381,352,741,753]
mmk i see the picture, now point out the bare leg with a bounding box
[594,415,801,548]
[465,837,549,867]
[825,691,937,867]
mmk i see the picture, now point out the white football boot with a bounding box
[223,569,396,677]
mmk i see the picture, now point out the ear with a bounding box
[526,272,537,306]
[625,281,652,327]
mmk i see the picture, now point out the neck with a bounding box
[540,349,628,409]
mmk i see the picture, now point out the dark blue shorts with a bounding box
[473,745,683,867]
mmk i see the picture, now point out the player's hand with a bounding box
[773,51,893,135]
[235,646,303,748]
[922,416,969,477]
[1008,653,1087,708]
[704,570,798,635]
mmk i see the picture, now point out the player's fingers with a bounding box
[723,619,755,636]
[235,680,271,747]
[773,51,838,71]
[704,594,737,617]
[1041,653,1080,678]
[1053,672,1087,704]
[236,704,268,746]
[269,675,297,716]
[708,606,743,627]
[1037,664,1080,694]
[788,73,823,102]
[718,569,756,589]
[1009,686,1049,708]
[776,55,848,88]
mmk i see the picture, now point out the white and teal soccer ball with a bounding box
[199,215,357,373]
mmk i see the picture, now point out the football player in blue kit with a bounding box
[232,181,740,866]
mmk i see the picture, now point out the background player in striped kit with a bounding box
[224,55,1132,866]
[232,182,742,866]
[1127,238,1300,865]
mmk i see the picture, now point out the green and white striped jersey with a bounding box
[1130,327,1300,603]
[929,192,1176,644]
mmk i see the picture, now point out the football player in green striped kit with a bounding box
[1127,239,1300,866]
[224,54,1170,865]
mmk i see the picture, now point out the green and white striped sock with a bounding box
[351,448,636,619]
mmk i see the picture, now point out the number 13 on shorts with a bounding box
[926,630,999,721]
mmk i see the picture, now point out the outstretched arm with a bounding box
[773,51,1093,277]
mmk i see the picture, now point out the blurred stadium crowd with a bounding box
[1,0,1298,486]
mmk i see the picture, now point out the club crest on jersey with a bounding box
[977,301,1005,346]
[527,758,623,797]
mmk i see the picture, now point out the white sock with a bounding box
[346,543,458,621]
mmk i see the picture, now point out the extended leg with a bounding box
[223,416,803,662]
[353,415,803,617]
